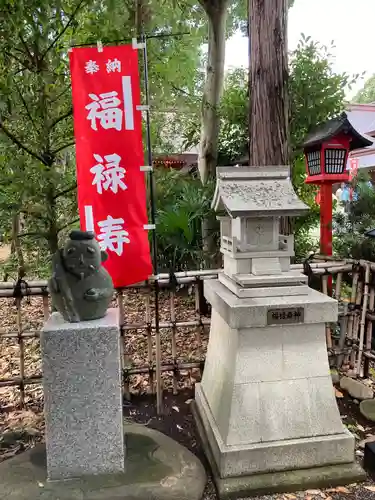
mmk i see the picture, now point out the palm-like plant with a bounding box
[153,169,215,271]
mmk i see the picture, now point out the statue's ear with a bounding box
[101,250,108,263]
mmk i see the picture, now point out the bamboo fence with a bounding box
[1,259,375,412]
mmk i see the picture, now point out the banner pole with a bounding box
[141,33,162,415]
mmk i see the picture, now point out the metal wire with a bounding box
[70,31,190,48]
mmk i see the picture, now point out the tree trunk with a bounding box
[249,0,291,234]
[249,0,288,165]
[198,0,228,185]
[199,0,228,266]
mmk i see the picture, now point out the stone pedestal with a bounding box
[41,309,125,480]
[194,280,364,496]
[194,166,364,496]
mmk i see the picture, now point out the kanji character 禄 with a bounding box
[90,153,127,194]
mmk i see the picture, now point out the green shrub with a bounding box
[333,172,375,261]
[153,169,215,272]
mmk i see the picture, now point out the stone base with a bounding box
[194,278,365,497]
[192,401,365,499]
[233,272,308,287]
[219,273,309,298]
[0,424,206,500]
[195,384,356,477]
[204,279,338,329]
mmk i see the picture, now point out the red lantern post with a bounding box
[303,112,371,258]
[319,184,333,255]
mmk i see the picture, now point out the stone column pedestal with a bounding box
[194,280,365,497]
[41,309,125,480]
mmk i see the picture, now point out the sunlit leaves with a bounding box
[353,74,375,104]
[289,37,354,157]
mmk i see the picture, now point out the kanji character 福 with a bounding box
[85,91,123,131]
[106,58,121,73]
[97,216,130,256]
[90,153,127,194]
[85,60,99,74]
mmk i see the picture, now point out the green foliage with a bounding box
[0,2,359,276]
[184,36,354,166]
[0,0,211,277]
[292,157,320,262]
[294,226,318,263]
[0,0,85,266]
[183,66,248,165]
[153,169,214,271]
[183,35,357,262]
[353,74,375,104]
[217,68,248,165]
[333,172,375,261]
[289,36,356,158]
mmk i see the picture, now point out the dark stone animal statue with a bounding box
[48,230,114,322]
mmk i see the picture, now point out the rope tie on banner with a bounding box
[132,38,145,50]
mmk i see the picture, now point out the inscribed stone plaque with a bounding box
[267,307,304,325]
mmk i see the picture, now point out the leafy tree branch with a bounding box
[50,108,73,130]
[40,0,88,62]
[0,122,47,164]
[51,142,75,155]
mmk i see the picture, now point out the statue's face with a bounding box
[63,239,102,278]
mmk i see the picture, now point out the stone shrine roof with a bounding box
[212,166,308,218]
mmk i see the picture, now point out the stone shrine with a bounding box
[193,166,365,498]
[214,166,308,297]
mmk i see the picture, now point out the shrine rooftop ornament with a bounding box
[303,112,371,256]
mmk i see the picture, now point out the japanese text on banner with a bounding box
[69,44,152,287]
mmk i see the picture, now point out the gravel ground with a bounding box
[123,388,375,500]
[1,387,375,499]
[1,292,375,499]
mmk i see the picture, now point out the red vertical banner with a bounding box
[69,44,152,287]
